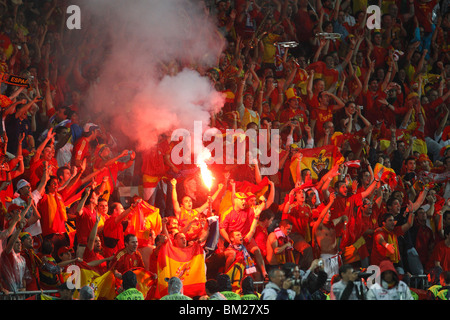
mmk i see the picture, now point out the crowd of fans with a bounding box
[0,0,449,301]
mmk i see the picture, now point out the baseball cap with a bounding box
[235,192,248,199]
[16,179,31,192]
[83,123,100,133]
[57,246,74,257]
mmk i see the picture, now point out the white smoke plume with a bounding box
[73,0,225,150]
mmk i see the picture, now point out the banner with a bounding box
[290,145,344,181]
[154,241,206,299]
[0,72,29,87]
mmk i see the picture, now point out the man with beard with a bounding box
[220,192,268,279]
[370,200,414,273]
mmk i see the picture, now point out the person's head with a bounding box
[386,197,401,215]
[124,234,138,253]
[305,189,317,207]
[45,176,59,194]
[279,219,293,236]
[339,264,358,283]
[54,125,70,142]
[415,207,427,225]
[42,143,55,161]
[180,195,193,211]
[443,211,450,228]
[369,78,379,92]
[229,230,243,245]
[16,179,31,198]
[361,198,373,216]
[268,268,286,288]
[55,106,71,122]
[295,189,306,203]
[359,170,371,186]
[259,209,275,227]
[79,285,95,300]
[58,246,74,262]
[82,123,101,140]
[313,78,325,93]
[318,90,330,106]
[19,232,33,250]
[233,192,247,210]
[58,282,75,300]
[97,198,108,216]
[41,239,54,255]
[241,276,256,295]
[381,213,397,231]
[204,279,220,296]
[167,277,184,295]
[379,260,399,285]
[217,273,233,292]
[122,270,138,290]
[301,168,312,184]
[173,232,187,248]
[56,166,72,185]
[335,180,348,197]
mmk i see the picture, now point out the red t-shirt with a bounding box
[221,208,255,237]
[76,206,97,246]
[431,240,450,272]
[370,226,404,266]
[282,203,312,241]
[112,250,145,275]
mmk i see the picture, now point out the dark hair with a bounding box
[381,213,394,223]
[205,279,220,295]
[260,209,275,221]
[124,233,136,243]
[279,219,293,228]
[56,166,70,179]
[122,271,137,290]
[339,264,354,277]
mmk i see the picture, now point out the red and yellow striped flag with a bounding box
[290,145,344,181]
[154,241,206,299]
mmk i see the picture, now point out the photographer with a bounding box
[330,264,367,300]
[260,268,296,300]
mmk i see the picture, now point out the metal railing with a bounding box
[0,290,58,300]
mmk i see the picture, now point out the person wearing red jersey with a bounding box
[83,212,113,275]
[282,188,314,270]
[102,201,138,259]
[370,207,414,270]
[74,186,99,259]
[111,234,145,280]
[71,123,101,170]
[431,226,450,272]
[37,176,70,258]
[29,128,58,189]
[310,90,345,142]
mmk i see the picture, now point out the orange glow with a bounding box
[197,148,214,191]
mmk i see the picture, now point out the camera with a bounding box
[290,277,301,286]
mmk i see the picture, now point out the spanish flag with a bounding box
[154,241,206,299]
[62,261,116,300]
[130,267,155,298]
[290,145,344,181]
[127,199,162,247]
[374,163,398,189]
